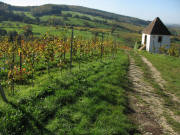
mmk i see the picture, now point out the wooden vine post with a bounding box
[0,83,8,103]
[17,35,23,81]
[63,37,67,61]
[113,37,117,59]
[79,43,83,70]
[70,26,74,71]
[101,32,104,60]
[31,41,35,87]
[8,33,16,95]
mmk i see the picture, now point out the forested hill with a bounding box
[0,1,149,26]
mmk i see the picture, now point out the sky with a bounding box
[1,0,180,24]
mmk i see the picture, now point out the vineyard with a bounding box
[0,1,180,134]
[0,27,136,134]
[0,27,120,95]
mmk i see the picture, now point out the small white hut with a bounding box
[141,17,171,53]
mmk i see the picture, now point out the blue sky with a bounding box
[1,0,180,24]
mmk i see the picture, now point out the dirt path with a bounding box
[141,56,180,122]
[141,56,180,104]
[128,56,178,135]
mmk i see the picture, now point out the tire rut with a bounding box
[141,56,180,104]
[141,56,180,123]
[128,56,178,135]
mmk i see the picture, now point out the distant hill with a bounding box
[0,2,149,26]
[167,24,180,36]
[167,24,180,28]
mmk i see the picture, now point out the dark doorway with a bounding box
[158,36,162,43]
[144,35,147,44]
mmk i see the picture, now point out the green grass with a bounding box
[164,113,180,133]
[0,9,143,47]
[62,11,106,22]
[0,20,135,46]
[13,11,35,19]
[40,15,64,22]
[0,21,95,38]
[0,51,137,135]
[40,14,112,30]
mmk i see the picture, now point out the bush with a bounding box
[167,46,180,57]
[0,28,7,36]
[0,106,27,135]
[63,13,72,17]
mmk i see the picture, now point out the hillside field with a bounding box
[0,1,180,135]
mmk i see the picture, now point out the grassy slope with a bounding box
[0,51,136,135]
[0,20,138,47]
[0,21,96,38]
[0,8,143,47]
[62,11,107,21]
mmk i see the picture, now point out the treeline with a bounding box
[0,8,32,23]
[0,2,149,26]
[0,3,109,27]
[0,2,34,23]
[0,25,33,38]
[64,5,149,26]
[31,5,63,17]
[0,28,7,36]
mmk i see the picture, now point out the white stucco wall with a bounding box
[142,34,151,51]
[141,33,146,45]
[142,33,170,53]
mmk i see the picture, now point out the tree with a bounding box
[35,17,40,24]
[23,25,33,38]
[84,21,92,27]
[48,18,64,26]
[0,28,7,36]
[32,5,62,17]
[8,31,18,42]
[111,24,118,34]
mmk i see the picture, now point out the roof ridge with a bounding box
[142,17,171,35]
[149,18,157,34]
